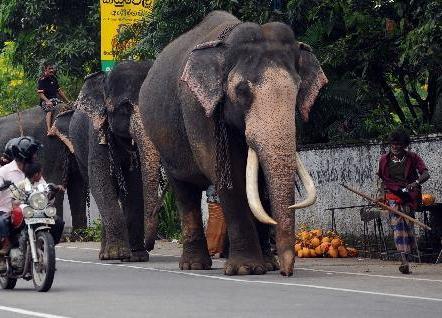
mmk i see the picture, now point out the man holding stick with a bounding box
[377,128,430,274]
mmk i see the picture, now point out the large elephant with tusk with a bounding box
[138,11,327,276]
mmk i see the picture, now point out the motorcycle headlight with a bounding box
[22,205,34,218]
[29,192,48,210]
[45,206,57,217]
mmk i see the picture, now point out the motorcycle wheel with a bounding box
[0,276,17,289]
[32,231,55,292]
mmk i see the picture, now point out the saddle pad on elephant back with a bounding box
[206,203,227,256]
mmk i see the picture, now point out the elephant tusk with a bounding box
[246,148,277,225]
[288,152,317,209]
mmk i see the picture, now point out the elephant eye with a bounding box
[236,81,250,94]
[235,81,253,106]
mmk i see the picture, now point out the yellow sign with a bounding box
[100,0,154,71]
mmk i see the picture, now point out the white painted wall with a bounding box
[296,134,442,235]
[62,134,442,236]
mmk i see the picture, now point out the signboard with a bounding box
[100,0,154,72]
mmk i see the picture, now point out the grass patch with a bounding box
[66,219,103,242]
[158,190,182,241]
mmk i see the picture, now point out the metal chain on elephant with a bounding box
[214,106,233,191]
[218,22,241,41]
[105,122,128,200]
[61,148,70,189]
[212,22,241,192]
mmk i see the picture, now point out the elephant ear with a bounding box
[180,40,226,118]
[296,42,328,122]
[76,71,107,130]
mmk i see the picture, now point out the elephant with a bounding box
[138,11,327,276]
[54,60,161,261]
[0,106,88,229]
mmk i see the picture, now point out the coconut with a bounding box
[310,237,321,248]
[328,247,339,258]
[314,245,323,256]
[338,246,348,257]
[331,238,342,249]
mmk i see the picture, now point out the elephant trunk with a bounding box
[243,64,317,276]
[259,144,298,276]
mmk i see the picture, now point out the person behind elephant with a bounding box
[377,128,430,274]
[205,185,227,257]
[0,136,42,270]
[37,62,70,136]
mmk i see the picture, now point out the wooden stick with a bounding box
[341,184,431,231]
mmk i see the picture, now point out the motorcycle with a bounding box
[0,180,57,292]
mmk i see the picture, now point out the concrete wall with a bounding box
[296,134,442,235]
[63,134,442,237]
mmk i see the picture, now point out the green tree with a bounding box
[117,0,441,143]
[0,0,100,78]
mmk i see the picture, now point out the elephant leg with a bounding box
[171,179,211,270]
[121,164,149,262]
[54,192,64,220]
[219,189,267,276]
[67,164,88,230]
[89,142,130,261]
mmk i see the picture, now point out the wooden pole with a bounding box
[341,184,431,231]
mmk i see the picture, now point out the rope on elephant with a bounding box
[214,106,233,191]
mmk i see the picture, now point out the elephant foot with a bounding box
[224,258,267,276]
[144,236,156,252]
[179,238,212,270]
[263,254,280,272]
[122,250,149,262]
[179,251,212,270]
[99,243,131,261]
[179,256,212,270]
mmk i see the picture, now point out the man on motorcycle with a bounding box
[37,62,70,136]
[0,136,64,271]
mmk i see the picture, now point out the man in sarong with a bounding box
[378,128,430,274]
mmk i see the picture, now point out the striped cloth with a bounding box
[386,198,415,253]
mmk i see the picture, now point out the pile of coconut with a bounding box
[294,228,358,258]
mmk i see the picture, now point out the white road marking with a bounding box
[57,258,442,303]
[0,305,71,318]
[56,245,225,262]
[296,267,442,283]
[57,246,441,279]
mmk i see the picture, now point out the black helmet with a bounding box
[3,137,20,161]
[11,136,43,162]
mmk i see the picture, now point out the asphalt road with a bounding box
[0,242,441,318]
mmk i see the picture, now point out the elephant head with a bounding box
[104,61,154,139]
[180,22,327,275]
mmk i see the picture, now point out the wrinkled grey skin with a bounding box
[139,11,327,276]
[54,61,161,261]
[0,106,87,229]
